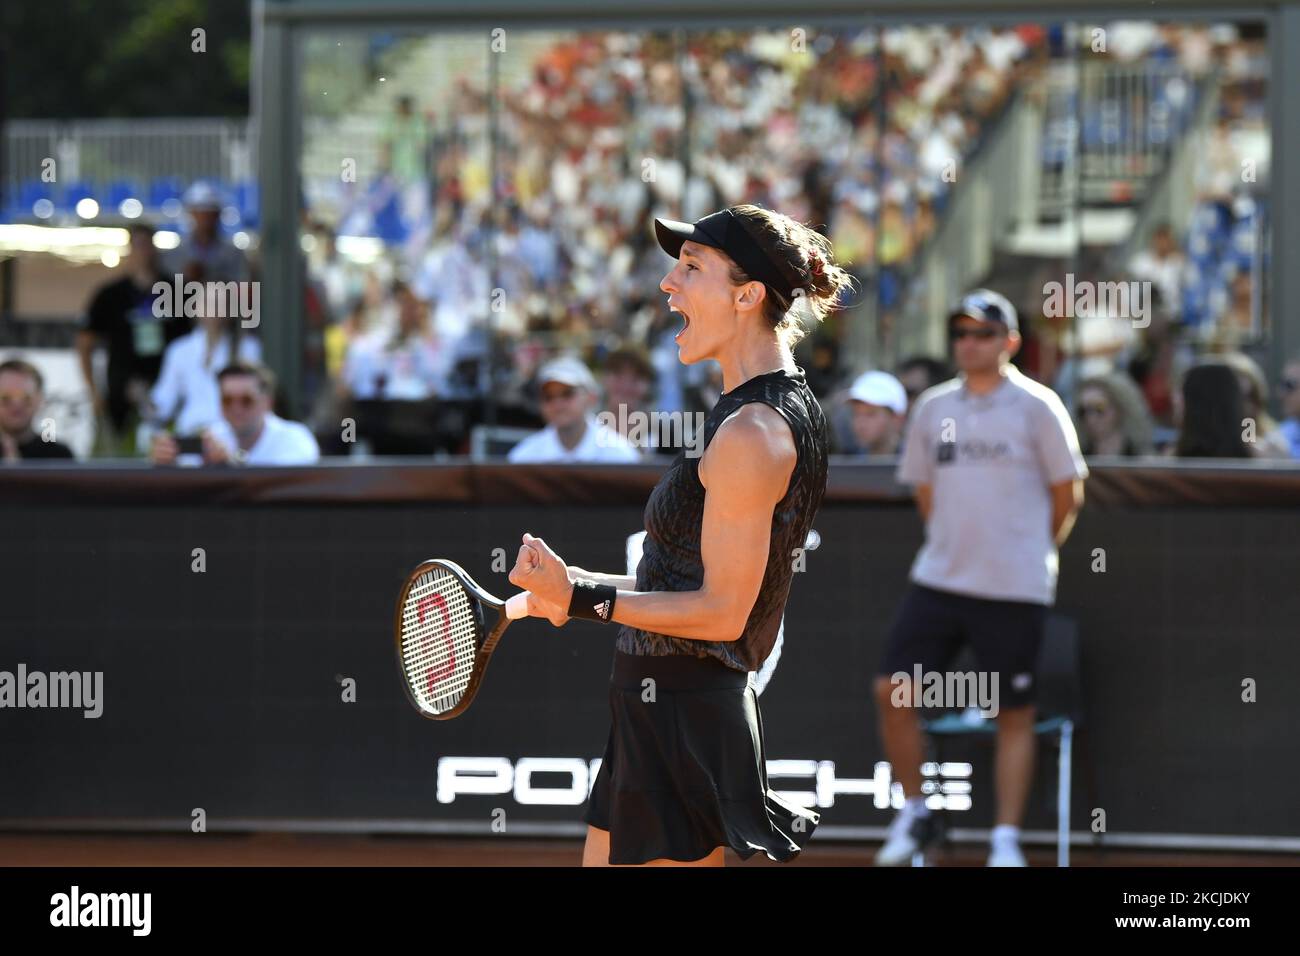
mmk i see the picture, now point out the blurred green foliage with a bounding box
[1,0,251,118]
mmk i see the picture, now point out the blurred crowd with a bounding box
[3,22,1292,467]
[299,26,1046,446]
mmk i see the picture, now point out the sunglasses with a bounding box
[540,386,578,403]
[0,391,35,407]
[949,326,1002,341]
[1079,403,1111,418]
[221,393,259,409]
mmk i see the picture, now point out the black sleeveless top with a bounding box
[615,365,829,672]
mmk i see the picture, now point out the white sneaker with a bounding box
[875,808,943,866]
[987,840,1028,867]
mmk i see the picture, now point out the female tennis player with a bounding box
[511,204,851,867]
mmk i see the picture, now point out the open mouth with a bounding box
[671,305,691,340]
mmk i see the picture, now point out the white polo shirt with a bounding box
[150,330,262,435]
[507,416,642,464]
[896,365,1089,605]
[205,413,320,466]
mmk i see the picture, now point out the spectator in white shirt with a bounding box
[149,313,261,436]
[151,363,319,467]
[1128,222,1188,318]
[341,281,444,401]
[507,356,641,464]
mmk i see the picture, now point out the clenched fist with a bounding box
[508,533,574,611]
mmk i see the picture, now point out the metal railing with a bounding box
[3,118,255,204]
[1040,60,1203,216]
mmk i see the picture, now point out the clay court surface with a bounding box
[0,833,1291,867]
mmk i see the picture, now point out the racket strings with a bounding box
[400,568,480,713]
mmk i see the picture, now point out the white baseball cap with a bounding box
[847,370,907,414]
[538,356,597,392]
[182,181,223,211]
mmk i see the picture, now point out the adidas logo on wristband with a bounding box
[569,580,617,623]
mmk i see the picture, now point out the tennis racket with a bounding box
[394,558,529,719]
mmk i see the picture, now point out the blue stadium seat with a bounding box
[148,177,185,210]
[9,179,53,219]
[234,180,259,230]
[104,180,142,215]
[64,181,96,213]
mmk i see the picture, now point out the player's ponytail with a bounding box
[725,204,856,349]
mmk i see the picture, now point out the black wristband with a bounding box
[567,579,617,623]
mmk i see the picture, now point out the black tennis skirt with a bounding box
[582,650,819,864]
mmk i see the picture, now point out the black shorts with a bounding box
[583,650,819,864]
[878,583,1047,710]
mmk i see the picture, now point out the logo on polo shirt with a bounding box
[936,439,1012,464]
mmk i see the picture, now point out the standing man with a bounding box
[380,95,432,189]
[873,289,1087,867]
[78,223,188,453]
[380,95,433,227]
[165,182,249,286]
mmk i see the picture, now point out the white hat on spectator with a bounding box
[538,356,598,392]
[847,370,908,415]
[183,181,223,211]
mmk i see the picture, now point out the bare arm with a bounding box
[509,403,795,643]
[568,567,638,591]
[609,405,792,641]
[1051,478,1084,546]
[75,330,101,411]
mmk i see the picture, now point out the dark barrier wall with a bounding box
[2,462,1298,845]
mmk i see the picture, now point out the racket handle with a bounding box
[504,592,530,620]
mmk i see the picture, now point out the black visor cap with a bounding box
[653,208,801,300]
